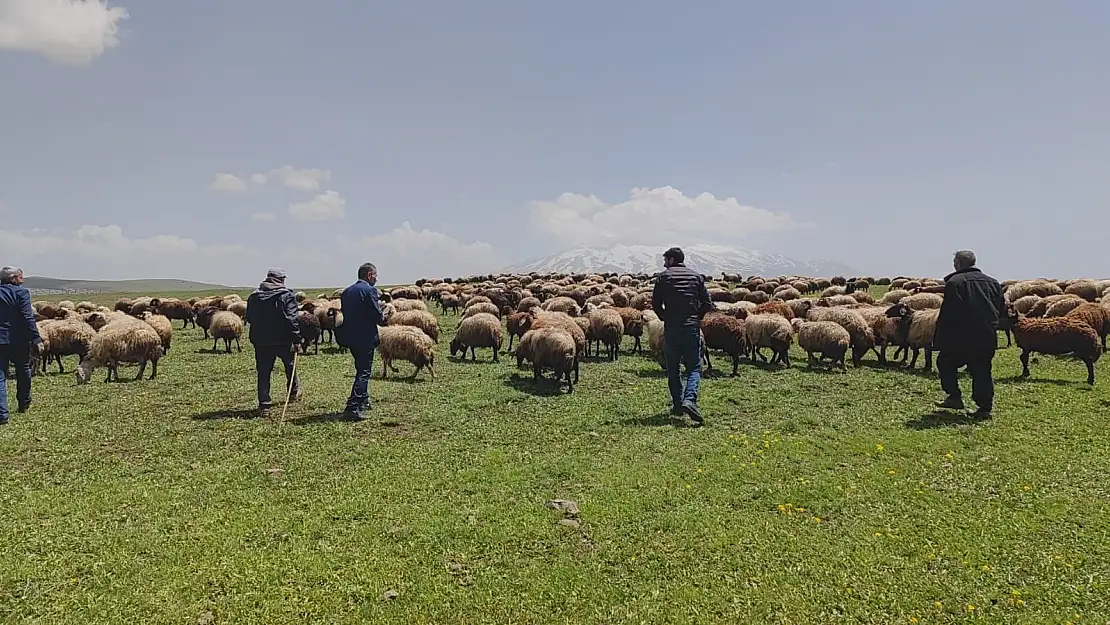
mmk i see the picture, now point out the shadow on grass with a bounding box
[321,346,346,355]
[905,410,990,430]
[633,368,667,379]
[996,375,1077,387]
[449,356,500,366]
[621,412,693,428]
[192,408,261,421]
[377,373,430,384]
[289,412,363,426]
[504,374,568,397]
[194,348,237,355]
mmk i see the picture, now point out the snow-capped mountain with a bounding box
[506,244,857,278]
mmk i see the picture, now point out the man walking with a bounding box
[934,250,1005,418]
[652,247,714,426]
[0,267,43,424]
[245,268,302,416]
[338,262,387,420]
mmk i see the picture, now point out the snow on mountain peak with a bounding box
[506,244,857,277]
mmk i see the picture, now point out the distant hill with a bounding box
[23,277,237,295]
[506,244,858,278]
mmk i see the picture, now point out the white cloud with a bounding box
[250,173,267,185]
[0,0,128,66]
[267,166,330,191]
[529,186,807,247]
[288,190,346,221]
[0,224,259,284]
[251,212,277,222]
[326,222,503,283]
[209,173,248,193]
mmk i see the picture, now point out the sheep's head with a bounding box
[795,300,814,315]
[1003,301,1019,324]
[74,360,94,385]
[380,303,395,322]
[884,302,911,319]
[449,337,465,357]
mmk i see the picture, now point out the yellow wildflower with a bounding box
[876,443,884,452]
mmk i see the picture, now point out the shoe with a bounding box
[971,408,992,419]
[935,396,965,410]
[341,409,364,421]
[17,401,30,414]
[258,405,273,417]
[290,389,303,403]
[681,401,704,425]
[0,417,8,426]
[670,405,684,416]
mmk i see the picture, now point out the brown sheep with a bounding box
[753,301,794,319]
[1007,307,1102,385]
[701,312,748,376]
[154,299,196,329]
[1065,302,1110,349]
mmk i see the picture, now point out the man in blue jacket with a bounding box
[245,268,302,415]
[652,247,714,426]
[0,267,44,424]
[338,262,388,420]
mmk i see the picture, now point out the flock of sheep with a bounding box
[25,272,1110,393]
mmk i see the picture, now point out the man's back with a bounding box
[245,286,300,346]
[937,268,1004,351]
[340,280,383,349]
[651,264,712,328]
[0,283,37,346]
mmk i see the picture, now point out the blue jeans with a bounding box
[0,345,32,420]
[254,344,298,408]
[345,348,375,412]
[664,325,702,408]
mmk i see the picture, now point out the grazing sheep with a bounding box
[113,298,134,313]
[463,295,492,309]
[530,311,587,361]
[819,286,846,299]
[806,307,876,366]
[227,300,248,320]
[388,310,440,342]
[853,305,901,364]
[772,287,802,301]
[515,327,578,392]
[516,297,542,313]
[881,289,911,305]
[744,313,793,366]
[154,299,196,329]
[392,299,428,313]
[883,303,941,370]
[209,311,244,353]
[140,312,174,353]
[543,296,581,316]
[298,310,322,354]
[793,319,851,370]
[819,294,861,307]
[786,299,814,319]
[628,293,652,311]
[378,325,436,380]
[74,301,96,313]
[194,306,217,340]
[462,302,502,319]
[81,311,122,331]
[33,318,95,375]
[295,291,308,303]
[75,318,164,383]
[1028,294,1081,318]
[1010,295,1041,316]
[1005,280,1063,301]
[701,312,748,376]
[900,293,944,310]
[753,301,795,318]
[613,307,645,354]
[450,312,503,362]
[317,304,344,343]
[1064,280,1100,302]
[743,291,770,305]
[56,300,76,311]
[439,293,461,315]
[1007,306,1101,385]
[587,307,625,360]
[1045,297,1087,318]
[506,311,533,351]
[1065,302,1110,349]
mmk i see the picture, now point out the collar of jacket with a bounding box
[944,267,980,281]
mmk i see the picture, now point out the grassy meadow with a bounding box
[1,288,1108,624]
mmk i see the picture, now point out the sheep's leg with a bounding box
[573,357,580,383]
[533,362,541,383]
[807,352,817,368]
[703,349,714,373]
[212,337,219,353]
[780,349,791,368]
[909,348,920,369]
[492,345,499,362]
[634,335,642,354]
[1019,349,1031,378]
[1085,358,1095,385]
[135,360,147,381]
[878,344,888,366]
[149,358,158,380]
[236,338,242,353]
[508,334,515,351]
[55,355,64,374]
[923,348,934,372]
[730,351,739,376]
[1005,329,1012,347]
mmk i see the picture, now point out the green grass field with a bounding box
[2,290,1108,624]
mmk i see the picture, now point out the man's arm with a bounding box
[698,277,715,316]
[651,278,666,320]
[282,292,301,343]
[20,290,41,344]
[368,286,387,326]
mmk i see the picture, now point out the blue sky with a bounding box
[1,0,1108,285]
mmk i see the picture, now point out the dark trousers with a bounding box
[938,349,995,410]
[664,325,702,409]
[254,345,298,408]
[345,348,375,412]
[0,345,32,420]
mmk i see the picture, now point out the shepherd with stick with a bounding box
[245,268,303,417]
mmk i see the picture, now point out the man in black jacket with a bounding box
[652,247,714,426]
[245,268,302,414]
[934,251,1005,417]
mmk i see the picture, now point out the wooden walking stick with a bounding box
[280,349,299,423]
